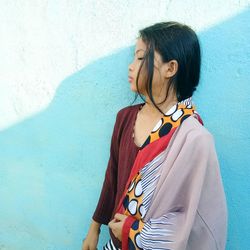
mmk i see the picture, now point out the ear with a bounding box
[163,60,178,78]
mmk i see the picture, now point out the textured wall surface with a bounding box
[0,1,249,249]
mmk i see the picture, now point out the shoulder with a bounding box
[111,103,142,133]
[179,114,215,148]
[117,103,142,117]
[115,103,142,122]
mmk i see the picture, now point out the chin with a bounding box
[130,85,145,95]
[129,84,137,92]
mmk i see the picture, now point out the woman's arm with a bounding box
[82,219,101,250]
[92,111,120,225]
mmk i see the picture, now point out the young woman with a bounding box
[82,21,228,250]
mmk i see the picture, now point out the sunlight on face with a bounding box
[128,38,164,97]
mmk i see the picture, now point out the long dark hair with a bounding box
[131,21,201,115]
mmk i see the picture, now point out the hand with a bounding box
[82,220,101,250]
[108,213,128,241]
[81,230,99,250]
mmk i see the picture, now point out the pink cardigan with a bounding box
[121,115,228,249]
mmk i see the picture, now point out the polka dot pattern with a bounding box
[159,122,173,137]
[135,233,143,248]
[152,118,164,132]
[139,204,146,218]
[140,101,197,150]
[134,180,143,197]
[171,109,184,122]
[128,199,138,216]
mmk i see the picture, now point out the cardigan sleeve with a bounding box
[92,112,120,225]
[122,132,214,250]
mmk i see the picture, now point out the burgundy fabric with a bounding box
[92,103,143,248]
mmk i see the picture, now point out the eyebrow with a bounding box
[134,49,145,55]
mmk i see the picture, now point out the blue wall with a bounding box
[0,9,249,250]
[197,9,250,249]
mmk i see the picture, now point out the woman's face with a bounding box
[128,38,165,98]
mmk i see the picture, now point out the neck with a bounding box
[142,95,178,115]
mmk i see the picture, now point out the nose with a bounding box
[128,62,134,72]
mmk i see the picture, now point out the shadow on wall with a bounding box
[0,8,249,250]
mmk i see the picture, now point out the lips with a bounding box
[128,76,133,83]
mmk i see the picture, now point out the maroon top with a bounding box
[92,102,144,248]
